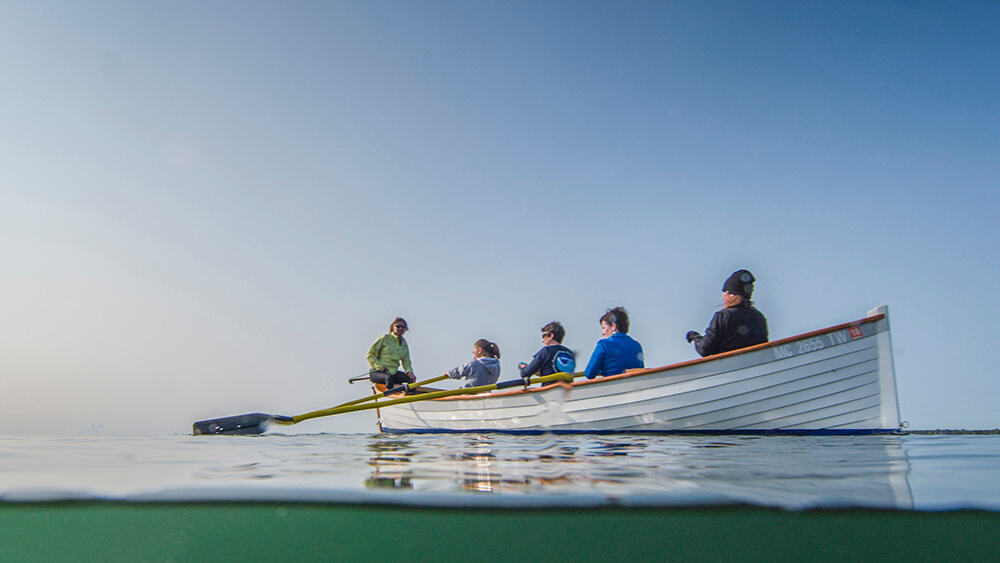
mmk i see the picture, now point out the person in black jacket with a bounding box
[686,270,768,357]
[518,321,575,384]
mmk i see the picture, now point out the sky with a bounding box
[1,1,997,435]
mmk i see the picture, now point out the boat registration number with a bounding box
[772,327,863,360]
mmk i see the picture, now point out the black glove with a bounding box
[522,376,532,388]
[686,331,702,343]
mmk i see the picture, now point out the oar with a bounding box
[192,374,449,436]
[287,372,575,424]
[336,374,449,409]
[192,372,575,435]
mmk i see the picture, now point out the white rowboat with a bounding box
[377,306,902,434]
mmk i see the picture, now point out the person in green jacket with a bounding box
[367,317,416,388]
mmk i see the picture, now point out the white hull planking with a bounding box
[379,306,901,434]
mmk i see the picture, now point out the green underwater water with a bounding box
[2,503,998,562]
[2,432,999,560]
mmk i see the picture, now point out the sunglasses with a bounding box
[394,324,407,330]
[541,332,552,338]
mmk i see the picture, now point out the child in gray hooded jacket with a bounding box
[445,339,501,388]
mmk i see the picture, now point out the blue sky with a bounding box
[1,1,997,434]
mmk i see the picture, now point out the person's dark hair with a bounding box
[474,339,500,359]
[389,317,408,332]
[600,307,630,334]
[541,321,565,343]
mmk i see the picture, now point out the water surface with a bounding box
[1,433,997,511]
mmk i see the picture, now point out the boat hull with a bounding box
[379,307,902,434]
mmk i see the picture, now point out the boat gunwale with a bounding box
[419,312,887,403]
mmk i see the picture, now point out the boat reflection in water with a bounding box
[364,434,914,510]
[364,439,415,490]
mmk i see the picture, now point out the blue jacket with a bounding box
[584,333,644,379]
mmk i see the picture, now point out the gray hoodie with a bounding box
[446,357,501,388]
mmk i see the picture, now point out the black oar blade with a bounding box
[192,413,277,436]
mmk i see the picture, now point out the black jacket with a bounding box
[520,344,575,378]
[696,304,768,357]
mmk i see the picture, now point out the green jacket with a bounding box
[367,333,413,374]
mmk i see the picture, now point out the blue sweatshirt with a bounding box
[584,333,644,379]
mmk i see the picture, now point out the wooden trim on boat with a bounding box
[576,312,886,385]
[427,312,886,402]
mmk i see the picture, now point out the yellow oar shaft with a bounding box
[290,372,576,424]
[333,375,450,409]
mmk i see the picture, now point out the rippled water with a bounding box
[1,433,997,511]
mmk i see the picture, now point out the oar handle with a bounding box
[383,374,449,396]
[495,378,526,390]
[330,374,451,411]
